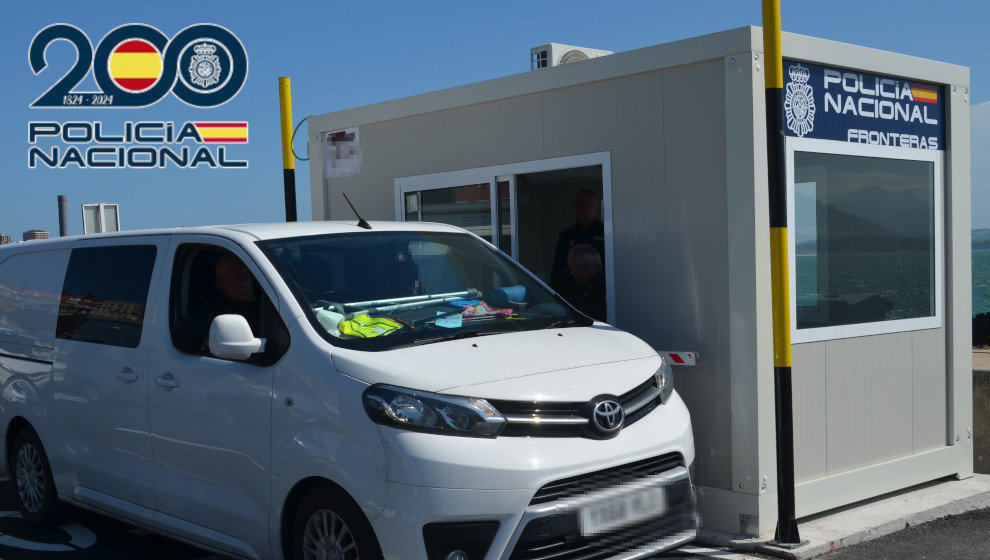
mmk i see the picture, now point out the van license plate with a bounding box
[579,487,666,536]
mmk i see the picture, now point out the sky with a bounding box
[1,0,988,238]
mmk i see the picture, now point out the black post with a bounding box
[773,366,800,543]
[763,0,803,545]
[283,169,297,222]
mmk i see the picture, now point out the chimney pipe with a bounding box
[57,195,69,236]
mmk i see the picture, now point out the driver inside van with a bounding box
[174,253,262,355]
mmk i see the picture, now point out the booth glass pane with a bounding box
[794,152,935,330]
[498,180,511,254]
[794,181,818,308]
[404,192,420,220]
[408,184,492,243]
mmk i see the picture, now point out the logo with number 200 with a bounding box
[29,23,248,108]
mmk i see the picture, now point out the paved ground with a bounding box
[668,510,990,560]
[0,507,219,560]
[815,508,990,560]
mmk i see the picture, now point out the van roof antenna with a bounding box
[342,192,372,229]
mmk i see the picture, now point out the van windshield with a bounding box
[258,231,591,350]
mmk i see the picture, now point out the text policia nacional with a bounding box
[28,121,249,169]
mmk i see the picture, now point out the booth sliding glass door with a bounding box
[402,182,497,244]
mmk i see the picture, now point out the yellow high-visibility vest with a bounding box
[338,314,402,338]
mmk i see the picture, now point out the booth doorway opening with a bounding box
[396,154,612,323]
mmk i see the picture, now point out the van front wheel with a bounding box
[11,428,63,526]
[292,486,382,560]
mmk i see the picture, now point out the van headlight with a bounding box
[655,358,674,403]
[362,385,507,438]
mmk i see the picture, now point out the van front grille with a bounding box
[529,452,684,506]
[488,377,662,438]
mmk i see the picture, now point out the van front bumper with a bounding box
[374,471,697,560]
[371,392,697,560]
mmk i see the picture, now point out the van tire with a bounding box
[11,428,64,526]
[291,485,382,560]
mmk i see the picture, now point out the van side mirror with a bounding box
[208,314,266,361]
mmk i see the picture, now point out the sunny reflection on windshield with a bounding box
[259,231,589,350]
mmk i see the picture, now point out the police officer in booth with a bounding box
[549,188,605,295]
[561,244,607,322]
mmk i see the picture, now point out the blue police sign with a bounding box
[782,60,944,150]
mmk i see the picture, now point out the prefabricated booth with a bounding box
[307,26,972,536]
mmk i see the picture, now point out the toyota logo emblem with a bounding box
[591,399,624,435]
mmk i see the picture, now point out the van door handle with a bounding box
[116,371,139,384]
[155,374,180,390]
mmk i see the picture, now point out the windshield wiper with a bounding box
[546,319,579,329]
[411,329,487,346]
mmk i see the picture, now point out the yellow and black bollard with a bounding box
[278,77,297,222]
[763,0,802,545]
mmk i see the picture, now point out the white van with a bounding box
[0,221,696,560]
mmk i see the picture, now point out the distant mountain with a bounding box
[826,185,932,240]
[793,202,932,253]
[791,231,990,251]
[795,240,817,255]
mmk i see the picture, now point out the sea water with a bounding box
[797,250,990,317]
[795,251,934,319]
[974,249,990,316]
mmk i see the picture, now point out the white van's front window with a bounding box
[259,231,590,350]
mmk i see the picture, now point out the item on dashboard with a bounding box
[461,301,512,317]
[338,314,403,338]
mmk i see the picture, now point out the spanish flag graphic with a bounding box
[909,83,938,104]
[108,40,163,93]
[194,122,249,143]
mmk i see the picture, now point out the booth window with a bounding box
[793,151,936,333]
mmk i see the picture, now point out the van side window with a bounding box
[0,250,70,350]
[169,245,289,366]
[56,245,157,348]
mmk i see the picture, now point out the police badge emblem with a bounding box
[189,42,222,89]
[784,64,815,137]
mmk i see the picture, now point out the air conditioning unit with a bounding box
[530,43,613,70]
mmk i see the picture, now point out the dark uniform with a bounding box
[559,270,607,322]
[549,220,605,293]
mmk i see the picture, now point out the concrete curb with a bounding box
[695,475,990,559]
